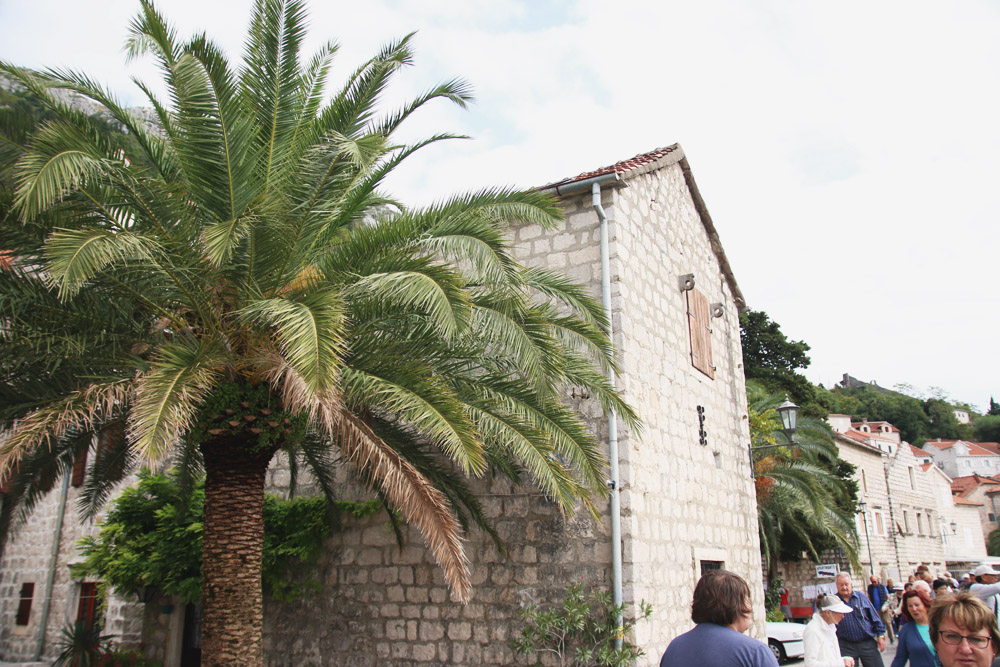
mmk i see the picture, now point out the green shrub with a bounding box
[513,582,652,666]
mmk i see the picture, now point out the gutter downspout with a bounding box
[35,469,70,661]
[593,181,624,650]
[539,172,624,648]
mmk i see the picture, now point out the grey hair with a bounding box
[836,572,852,581]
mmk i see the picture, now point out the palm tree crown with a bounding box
[0,0,638,662]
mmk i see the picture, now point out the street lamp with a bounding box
[748,398,800,478]
[858,499,875,578]
[777,397,800,438]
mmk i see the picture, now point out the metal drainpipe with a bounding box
[35,469,71,661]
[539,173,624,649]
[593,181,623,649]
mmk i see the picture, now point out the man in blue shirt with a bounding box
[836,572,886,667]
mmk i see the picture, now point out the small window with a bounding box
[77,582,100,629]
[874,511,885,536]
[909,467,916,490]
[990,513,996,522]
[862,469,867,493]
[903,511,911,534]
[917,513,924,535]
[700,560,724,577]
[16,582,34,626]
[71,447,88,488]
[686,288,714,379]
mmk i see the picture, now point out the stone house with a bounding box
[1,144,762,665]
[923,439,1000,478]
[950,474,1000,542]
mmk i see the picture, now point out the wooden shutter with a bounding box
[77,582,99,628]
[686,288,714,379]
[16,582,34,626]
[71,446,88,487]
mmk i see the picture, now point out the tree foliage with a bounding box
[975,416,1000,445]
[739,310,817,410]
[0,2,638,658]
[749,381,859,572]
[72,469,381,603]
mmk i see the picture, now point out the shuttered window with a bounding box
[686,288,714,379]
[16,582,34,626]
[71,447,88,487]
[77,582,100,629]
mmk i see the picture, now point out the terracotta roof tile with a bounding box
[853,420,900,433]
[543,145,682,189]
[924,440,960,449]
[920,463,934,472]
[955,497,984,506]
[910,445,934,458]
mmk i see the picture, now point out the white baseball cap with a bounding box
[819,595,853,614]
[971,564,1000,577]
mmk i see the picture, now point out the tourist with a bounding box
[834,572,886,667]
[803,594,856,667]
[890,589,936,667]
[660,569,778,666]
[928,592,1000,667]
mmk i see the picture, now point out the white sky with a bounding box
[2,0,997,411]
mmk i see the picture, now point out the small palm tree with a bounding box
[0,1,638,663]
[749,382,859,576]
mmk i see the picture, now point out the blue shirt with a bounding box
[660,622,779,667]
[835,590,887,642]
[889,621,937,667]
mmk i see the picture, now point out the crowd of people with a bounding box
[660,563,1000,667]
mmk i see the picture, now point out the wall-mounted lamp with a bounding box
[777,397,799,438]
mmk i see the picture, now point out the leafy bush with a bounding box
[73,470,382,602]
[513,582,652,666]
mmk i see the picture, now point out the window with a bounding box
[71,446,88,487]
[77,582,100,629]
[16,582,34,626]
[909,467,916,490]
[874,510,886,536]
[903,511,911,534]
[917,512,924,535]
[700,560,723,577]
[990,513,996,522]
[862,469,867,493]
[685,288,714,379]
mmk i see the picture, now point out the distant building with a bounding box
[922,439,1000,479]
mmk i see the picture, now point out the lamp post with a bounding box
[858,499,875,578]
[748,397,800,479]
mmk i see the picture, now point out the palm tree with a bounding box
[0,1,638,663]
[748,382,859,578]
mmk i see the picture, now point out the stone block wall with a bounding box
[261,155,762,664]
[886,445,945,576]
[263,477,614,666]
[0,475,143,662]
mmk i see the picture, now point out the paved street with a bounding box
[785,639,898,665]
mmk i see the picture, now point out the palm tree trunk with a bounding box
[199,437,276,666]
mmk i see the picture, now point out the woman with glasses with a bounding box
[928,592,1000,667]
[890,589,936,667]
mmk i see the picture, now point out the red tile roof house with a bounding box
[0,145,762,666]
[923,439,1000,479]
[260,144,763,664]
[951,474,1000,542]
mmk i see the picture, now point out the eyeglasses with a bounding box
[939,631,992,649]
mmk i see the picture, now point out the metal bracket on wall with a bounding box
[679,274,695,292]
[697,405,707,446]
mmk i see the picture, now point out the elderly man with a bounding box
[969,564,1000,620]
[834,572,886,667]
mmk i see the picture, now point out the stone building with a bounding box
[1,144,760,665]
[778,416,989,615]
[0,439,144,663]
[950,474,1000,542]
[923,439,1000,478]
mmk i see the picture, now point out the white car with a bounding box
[766,621,805,664]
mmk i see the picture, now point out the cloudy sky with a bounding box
[2,0,997,411]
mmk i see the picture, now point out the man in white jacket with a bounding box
[805,595,857,667]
